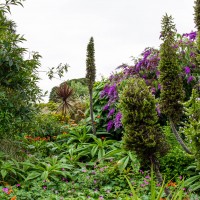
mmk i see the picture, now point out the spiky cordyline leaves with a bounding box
[56,83,73,116]
[159,14,184,124]
[119,78,169,164]
[86,37,96,90]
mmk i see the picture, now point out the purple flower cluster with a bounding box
[184,66,191,74]
[100,84,118,103]
[183,31,197,41]
[107,120,114,132]
[114,112,122,130]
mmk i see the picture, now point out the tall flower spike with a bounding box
[159,14,192,154]
[194,0,200,32]
[86,37,96,135]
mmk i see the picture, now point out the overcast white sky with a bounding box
[9,0,195,102]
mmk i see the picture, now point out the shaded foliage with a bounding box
[0,13,42,137]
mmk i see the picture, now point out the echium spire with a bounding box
[159,14,192,154]
[194,0,200,65]
[86,37,96,135]
[159,14,184,124]
[194,0,200,32]
[86,37,96,91]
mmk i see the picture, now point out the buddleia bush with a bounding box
[118,77,169,166]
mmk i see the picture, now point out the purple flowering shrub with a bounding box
[99,31,200,134]
[84,80,123,140]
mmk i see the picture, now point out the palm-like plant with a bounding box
[56,83,73,121]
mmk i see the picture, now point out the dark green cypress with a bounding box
[86,37,96,135]
[159,14,192,154]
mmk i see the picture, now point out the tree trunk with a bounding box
[151,156,171,198]
[169,119,192,154]
[89,90,96,135]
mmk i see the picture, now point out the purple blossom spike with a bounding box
[107,120,114,132]
[107,108,115,118]
[100,85,110,98]
[114,112,122,130]
[103,104,109,111]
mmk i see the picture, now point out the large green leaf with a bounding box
[25,171,41,181]
[1,169,7,179]
[41,171,49,180]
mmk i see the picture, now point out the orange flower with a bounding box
[101,136,106,140]
[10,196,17,200]
[167,181,177,187]
[7,189,13,195]
[96,115,101,119]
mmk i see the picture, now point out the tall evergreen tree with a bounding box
[159,14,192,154]
[86,37,96,135]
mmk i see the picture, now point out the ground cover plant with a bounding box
[0,0,200,199]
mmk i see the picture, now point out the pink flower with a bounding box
[43,186,47,190]
[2,187,9,194]
[145,175,150,179]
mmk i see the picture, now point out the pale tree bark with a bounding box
[169,119,192,154]
[151,156,171,198]
[89,90,96,135]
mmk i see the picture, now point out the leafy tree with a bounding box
[118,77,170,195]
[0,0,24,14]
[158,14,192,154]
[48,78,88,102]
[86,37,96,135]
[49,86,60,103]
[0,8,42,137]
